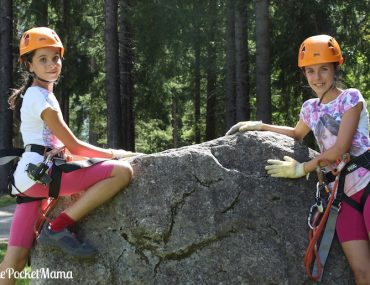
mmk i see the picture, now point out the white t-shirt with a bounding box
[12,86,64,194]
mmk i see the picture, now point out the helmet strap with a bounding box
[30,72,60,85]
[318,79,336,106]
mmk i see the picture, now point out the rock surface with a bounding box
[31,132,354,285]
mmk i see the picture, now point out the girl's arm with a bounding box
[41,107,114,158]
[261,119,311,141]
[303,102,363,173]
[265,103,362,178]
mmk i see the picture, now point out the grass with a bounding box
[0,195,16,208]
[0,242,6,261]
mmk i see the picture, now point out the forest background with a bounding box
[0,0,369,193]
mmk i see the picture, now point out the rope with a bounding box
[303,158,342,281]
[304,178,338,280]
[34,198,59,238]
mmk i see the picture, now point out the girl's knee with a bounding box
[112,161,133,186]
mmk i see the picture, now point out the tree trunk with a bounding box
[105,0,123,148]
[119,0,135,151]
[193,8,201,144]
[58,0,70,125]
[30,0,48,26]
[171,91,180,148]
[0,0,13,194]
[234,0,249,122]
[205,1,217,141]
[225,0,236,130]
[255,0,271,123]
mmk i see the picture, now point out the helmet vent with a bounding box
[23,34,30,47]
[328,40,337,55]
[300,45,306,60]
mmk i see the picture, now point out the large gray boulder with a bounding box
[31,132,354,284]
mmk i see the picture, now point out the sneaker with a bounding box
[38,225,98,259]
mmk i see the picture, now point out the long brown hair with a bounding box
[8,53,34,119]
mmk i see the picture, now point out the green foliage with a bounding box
[136,119,172,153]
[0,195,15,208]
[0,243,5,259]
[11,0,369,153]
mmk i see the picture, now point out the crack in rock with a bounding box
[220,191,241,214]
[193,173,224,187]
[163,188,196,244]
[153,228,235,276]
[120,232,150,264]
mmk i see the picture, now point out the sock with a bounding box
[49,212,76,232]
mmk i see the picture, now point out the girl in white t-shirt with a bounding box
[226,35,370,283]
[0,27,137,284]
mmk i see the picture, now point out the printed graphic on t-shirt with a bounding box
[315,114,339,153]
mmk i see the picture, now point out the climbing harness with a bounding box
[304,150,370,281]
[1,144,106,237]
[326,150,370,213]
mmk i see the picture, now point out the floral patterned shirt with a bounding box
[300,88,370,196]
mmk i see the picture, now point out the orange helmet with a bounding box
[298,35,344,68]
[19,27,64,62]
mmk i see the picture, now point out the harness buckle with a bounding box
[25,161,52,185]
[25,147,65,185]
[332,153,350,176]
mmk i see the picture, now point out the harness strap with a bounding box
[49,163,63,198]
[327,150,370,212]
[312,204,339,281]
[24,144,52,155]
[54,158,107,173]
[342,182,370,212]
[0,144,52,165]
[0,148,24,165]
[360,183,370,207]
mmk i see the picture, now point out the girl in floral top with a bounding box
[226,35,370,284]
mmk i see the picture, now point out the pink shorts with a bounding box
[336,187,370,243]
[8,160,116,249]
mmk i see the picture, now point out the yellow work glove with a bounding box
[110,149,144,159]
[225,121,262,136]
[265,156,306,178]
